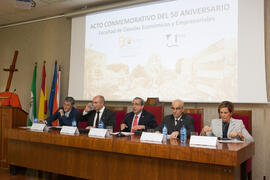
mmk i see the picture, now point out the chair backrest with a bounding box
[76,107,88,129]
[107,106,127,132]
[144,97,164,126]
[232,110,252,175]
[184,108,204,135]
[232,110,252,134]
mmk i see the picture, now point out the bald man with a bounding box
[80,95,116,129]
[155,99,194,139]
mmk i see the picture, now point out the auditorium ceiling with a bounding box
[0,0,125,27]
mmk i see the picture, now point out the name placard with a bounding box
[189,136,217,147]
[60,126,79,135]
[88,128,108,138]
[140,132,165,143]
[30,123,48,132]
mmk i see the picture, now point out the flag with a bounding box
[53,65,61,114]
[27,63,37,126]
[38,61,47,120]
[49,61,57,116]
[52,65,61,126]
[48,61,58,126]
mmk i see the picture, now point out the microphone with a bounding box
[116,124,125,137]
[8,89,16,106]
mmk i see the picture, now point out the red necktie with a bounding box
[132,115,138,133]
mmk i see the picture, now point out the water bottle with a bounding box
[162,124,168,141]
[34,118,38,124]
[72,118,77,127]
[98,119,104,129]
[162,124,168,135]
[180,125,187,144]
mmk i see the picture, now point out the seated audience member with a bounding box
[201,101,254,142]
[80,95,115,129]
[41,96,80,126]
[121,97,157,132]
[155,99,194,139]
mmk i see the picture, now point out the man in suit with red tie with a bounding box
[121,97,157,132]
[80,95,116,129]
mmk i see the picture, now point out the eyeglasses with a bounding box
[171,107,183,111]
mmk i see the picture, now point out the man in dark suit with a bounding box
[80,95,115,129]
[155,99,194,138]
[42,96,80,126]
[121,97,157,132]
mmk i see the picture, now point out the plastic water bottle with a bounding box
[98,119,104,129]
[72,118,77,127]
[162,124,168,141]
[162,124,168,135]
[34,118,38,124]
[180,125,187,144]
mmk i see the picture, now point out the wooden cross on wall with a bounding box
[3,50,19,92]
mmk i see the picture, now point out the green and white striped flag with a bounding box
[27,63,37,126]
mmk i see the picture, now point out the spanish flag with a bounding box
[38,61,47,120]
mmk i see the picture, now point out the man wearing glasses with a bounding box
[155,99,194,139]
[121,97,157,132]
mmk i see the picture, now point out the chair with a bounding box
[77,107,88,129]
[232,110,252,180]
[184,108,204,135]
[107,106,127,132]
[144,97,164,126]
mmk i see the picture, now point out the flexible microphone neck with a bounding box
[116,124,125,137]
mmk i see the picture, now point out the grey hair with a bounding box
[133,97,144,105]
[65,96,75,105]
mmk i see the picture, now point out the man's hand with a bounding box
[39,120,47,124]
[170,131,179,139]
[84,103,94,113]
[132,125,145,131]
[121,123,128,131]
[59,109,64,116]
[85,126,94,129]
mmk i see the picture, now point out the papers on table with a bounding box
[111,132,133,136]
[218,139,244,143]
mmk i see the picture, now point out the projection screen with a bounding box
[69,0,267,103]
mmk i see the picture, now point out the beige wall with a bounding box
[0,2,270,179]
[0,17,71,111]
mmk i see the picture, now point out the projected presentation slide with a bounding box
[83,0,237,101]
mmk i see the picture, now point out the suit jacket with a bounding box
[122,109,157,132]
[155,113,194,137]
[80,107,116,129]
[209,118,254,142]
[46,107,80,126]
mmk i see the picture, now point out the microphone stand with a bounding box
[116,127,125,137]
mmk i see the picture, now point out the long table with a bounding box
[6,128,254,180]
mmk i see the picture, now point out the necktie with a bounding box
[95,111,100,128]
[132,115,138,133]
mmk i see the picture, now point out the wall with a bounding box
[0,1,270,179]
[0,17,71,111]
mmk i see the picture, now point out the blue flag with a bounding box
[49,61,57,116]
